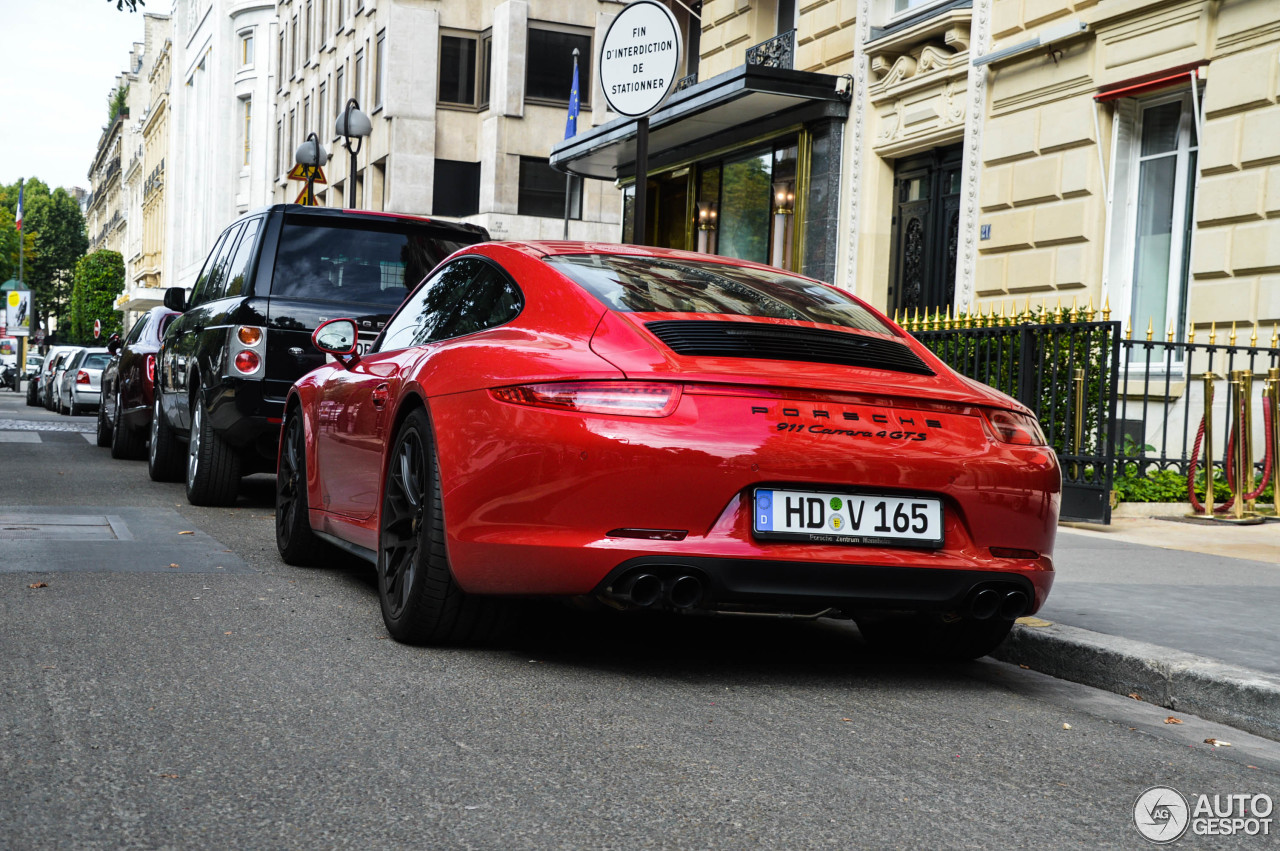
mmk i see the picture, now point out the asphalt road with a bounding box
[2,390,1278,849]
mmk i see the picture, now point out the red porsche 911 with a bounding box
[276,242,1059,658]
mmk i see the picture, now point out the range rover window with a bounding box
[271,215,471,308]
[191,225,243,308]
[378,257,521,351]
[223,217,263,298]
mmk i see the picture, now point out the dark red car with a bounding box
[97,306,180,458]
[277,243,1060,658]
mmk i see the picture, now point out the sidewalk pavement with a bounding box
[993,509,1280,741]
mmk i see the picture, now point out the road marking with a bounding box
[0,432,41,443]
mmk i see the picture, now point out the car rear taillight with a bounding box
[146,354,155,384]
[490,381,683,418]
[76,370,90,385]
[981,409,1047,446]
[234,351,261,374]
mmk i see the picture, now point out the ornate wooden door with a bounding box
[890,145,963,316]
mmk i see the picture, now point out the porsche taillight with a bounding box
[145,354,156,384]
[490,381,683,418]
[981,409,1047,446]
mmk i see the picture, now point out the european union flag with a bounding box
[564,50,580,140]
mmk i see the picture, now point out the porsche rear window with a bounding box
[272,217,473,308]
[548,255,895,335]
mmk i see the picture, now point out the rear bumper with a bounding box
[206,378,285,454]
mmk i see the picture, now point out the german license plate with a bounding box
[753,488,944,548]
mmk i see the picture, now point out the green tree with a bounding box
[30,189,89,331]
[107,84,130,124]
[70,250,125,344]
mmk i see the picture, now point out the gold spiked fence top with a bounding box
[896,299,1280,349]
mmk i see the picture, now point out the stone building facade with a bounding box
[270,0,620,240]
[551,0,1278,339]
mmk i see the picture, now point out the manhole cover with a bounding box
[0,514,132,541]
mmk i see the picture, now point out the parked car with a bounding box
[150,204,489,506]
[57,347,111,415]
[41,347,82,410]
[97,307,180,455]
[26,351,58,407]
[278,242,1060,656]
[20,353,44,396]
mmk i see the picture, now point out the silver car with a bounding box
[41,347,83,411]
[58,348,111,416]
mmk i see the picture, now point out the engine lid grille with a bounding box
[644,320,935,376]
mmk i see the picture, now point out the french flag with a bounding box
[14,183,21,231]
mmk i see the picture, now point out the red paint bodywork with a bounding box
[286,242,1058,611]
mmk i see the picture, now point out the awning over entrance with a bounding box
[551,64,848,180]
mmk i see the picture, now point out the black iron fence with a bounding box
[905,308,1280,521]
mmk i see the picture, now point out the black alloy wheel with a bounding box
[147,394,184,482]
[95,394,112,447]
[276,411,325,565]
[377,407,504,645]
[111,391,145,459]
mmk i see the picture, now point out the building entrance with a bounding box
[889,144,962,316]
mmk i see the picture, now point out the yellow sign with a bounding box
[294,187,322,206]
[287,164,327,184]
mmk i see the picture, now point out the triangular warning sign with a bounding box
[287,163,327,184]
[294,187,322,206]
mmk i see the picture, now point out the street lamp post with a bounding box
[335,98,372,208]
[294,132,329,206]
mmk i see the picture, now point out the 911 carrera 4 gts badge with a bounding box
[750,404,943,442]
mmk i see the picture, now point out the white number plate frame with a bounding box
[752,488,944,548]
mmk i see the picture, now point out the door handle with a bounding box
[372,383,390,408]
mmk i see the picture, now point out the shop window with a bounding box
[719,151,772,265]
[526,27,591,104]
[519,157,580,219]
[433,159,480,217]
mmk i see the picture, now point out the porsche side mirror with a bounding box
[313,318,359,367]
[163,286,187,313]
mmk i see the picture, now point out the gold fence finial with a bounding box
[1167,319,1175,343]
[1022,296,1032,323]
[913,306,920,330]
[1146,317,1154,342]
[944,304,953,330]
[1188,322,1196,344]
[932,309,942,331]
[1272,323,1279,348]
[1230,321,1237,346]
[1086,296,1095,322]
[1069,295,1078,323]
[1102,295,1112,322]
[1250,324,1258,347]
[1210,321,1216,345]
[1126,317,1133,340]
[893,307,900,326]
[1054,298,1063,324]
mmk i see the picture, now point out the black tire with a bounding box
[185,387,242,506]
[69,398,82,417]
[95,398,112,447]
[855,612,1014,661]
[111,392,145,460]
[26,381,38,407]
[276,410,326,565]
[377,407,505,645]
[147,393,184,482]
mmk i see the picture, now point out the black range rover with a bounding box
[151,204,488,506]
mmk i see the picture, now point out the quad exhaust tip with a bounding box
[614,571,704,610]
[970,588,1030,620]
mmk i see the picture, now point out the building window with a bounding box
[375,30,386,109]
[277,31,285,89]
[320,0,328,46]
[479,32,492,109]
[433,159,480,217]
[355,0,364,11]
[319,80,328,137]
[240,31,254,67]
[288,108,296,173]
[777,0,797,32]
[336,0,345,33]
[303,94,312,143]
[519,157,580,219]
[439,34,477,105]
[242,97,252,167]
[354,48,365,106]
[526,27,591,104]
[276,119,284,175]
[334,65,344,133]
[304,0,313,59]
[291,16,299,76]
[1115,91,1199,351]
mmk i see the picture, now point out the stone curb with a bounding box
[991,621,1280,742]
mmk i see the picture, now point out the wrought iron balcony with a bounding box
[746,29,795,71]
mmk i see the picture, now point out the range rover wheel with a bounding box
[96,396,112,447]
[111,391,145,460]
[185,388,241,506]
[377,407,505,645]
[276,410,325,565]
[855,612,1014,661]
[147,394,184,482]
